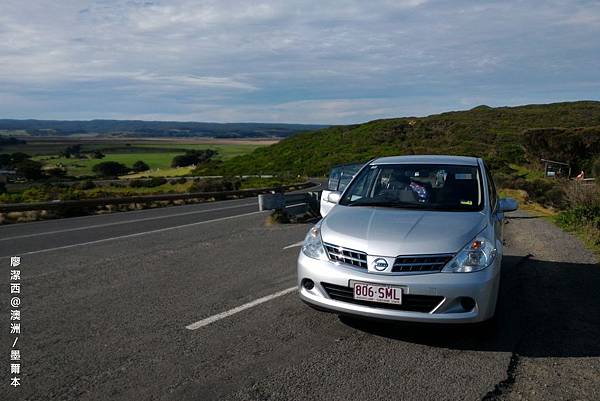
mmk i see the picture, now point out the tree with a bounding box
[0,154,11,167]
[171,149,218,167]
[92,150,105,159]
[60,144,82,158]
[132,160,150,172]
[14,159,44,180]
[10,152,31,164]
[92,161,129,177]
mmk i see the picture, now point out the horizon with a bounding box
[1,99,598,126]
[2,1,600,124]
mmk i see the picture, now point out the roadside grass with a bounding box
[554,218,600,257]
[499,188,556,217]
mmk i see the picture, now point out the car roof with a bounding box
[371,155,480,166]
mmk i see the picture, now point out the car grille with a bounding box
[324,243,368,269]
[321,282,444,313]
[392,254,454,273]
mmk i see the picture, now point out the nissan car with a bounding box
[297,155,518,323]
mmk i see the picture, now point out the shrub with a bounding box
[171,149,218,167]
[562,180,600,208]
[189,178,241,192]
[592,158,600,181]
[75,180,96,190]
[129,177,167,188]
[45,167,67,178]
[15,159,44,180]
[10,152,31,164]
[92,161,130,177]
[132,160,150,172]
[556,205,600,232]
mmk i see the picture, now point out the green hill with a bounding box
[196,101,600,176]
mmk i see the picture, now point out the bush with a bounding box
[15,159,44,180]
[129,177,167,188]
[592,158,600,181]
[92,161,130,177]
[132,160,150,172]
[45,167,67,178]
[562,180,600,208]
[556,205,600,230]
[189,178,241,192]
[75,180,96,190]
[10,152,31,164]
[92,150,105,159]
[171,149,218,168]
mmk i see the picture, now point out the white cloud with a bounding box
[0,0,598,123]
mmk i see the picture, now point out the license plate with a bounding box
[352,281,402,304]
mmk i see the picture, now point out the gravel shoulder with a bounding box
[497,210,600,401]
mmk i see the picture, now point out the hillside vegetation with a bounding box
[195,101,600,176]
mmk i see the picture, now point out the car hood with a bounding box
[321,205,487,256]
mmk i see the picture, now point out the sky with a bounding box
[1,0,599,124]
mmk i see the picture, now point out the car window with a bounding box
[485,164,497,211]
[338,164,362,192]
[339,163,484,211]
[327,167,341,191]
[327,163,362,192]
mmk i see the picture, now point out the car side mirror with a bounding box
[499,198,518,213]
[327,191,342,204]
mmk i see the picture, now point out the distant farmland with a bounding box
[2,137,274,177]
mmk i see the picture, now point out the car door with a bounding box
[320,163,363,217]
[484,163,503,254]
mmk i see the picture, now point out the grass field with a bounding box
[34,152,184,176]
[3,137,273,177]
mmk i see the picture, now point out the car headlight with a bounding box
[301,224,327,260]
[443,235,497,273]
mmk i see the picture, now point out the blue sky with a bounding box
[1,0,599,124]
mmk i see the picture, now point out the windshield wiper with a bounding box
[347,200,427,209]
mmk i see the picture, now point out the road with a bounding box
[1,198,599,400]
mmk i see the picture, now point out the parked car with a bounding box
[298,155,517,323]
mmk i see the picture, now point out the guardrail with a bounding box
[259,191,322,216]
[0,181,316,213]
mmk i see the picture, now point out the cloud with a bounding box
[0,0,599,123]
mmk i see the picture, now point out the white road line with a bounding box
[186,286,296,330]
[0,210,266,258]
[0,202,255,241]
[283,241,304,250]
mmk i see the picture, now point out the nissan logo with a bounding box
[372,258,389,271]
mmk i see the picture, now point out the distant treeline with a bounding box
[0,119,327,138]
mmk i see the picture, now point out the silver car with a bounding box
[297,155,517,323]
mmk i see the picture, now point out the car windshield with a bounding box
[339,163,484,211]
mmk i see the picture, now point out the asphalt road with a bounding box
[1,199,598,400]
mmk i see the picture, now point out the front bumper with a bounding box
[297,252,501,323]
